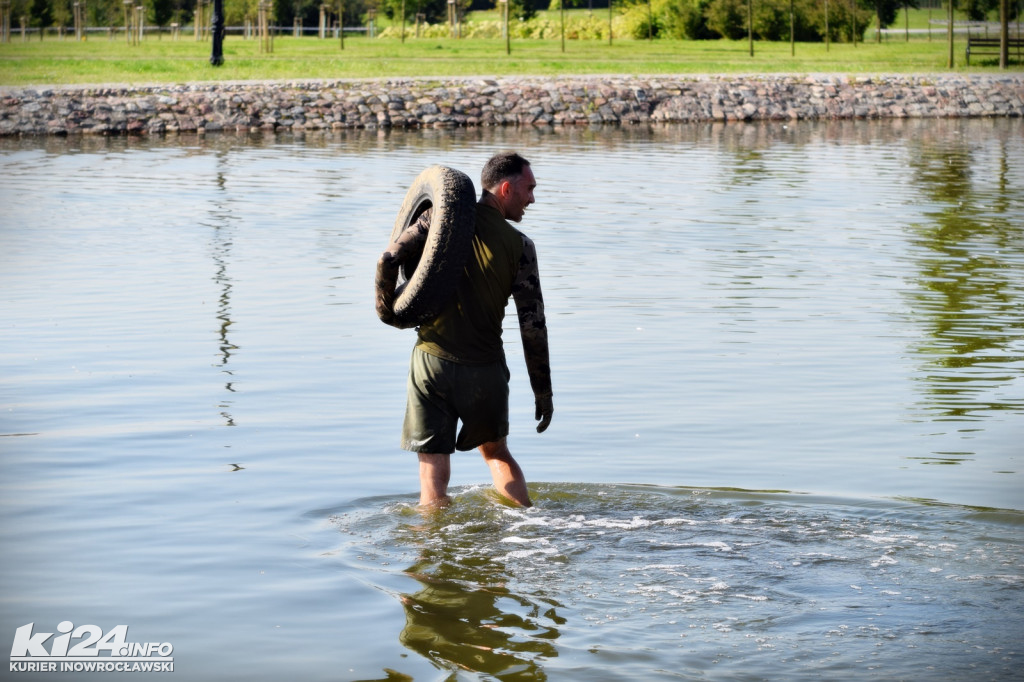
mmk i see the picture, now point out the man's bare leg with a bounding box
[479,440,532,507]
[418,452,452,507]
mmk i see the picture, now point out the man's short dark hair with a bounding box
[481,152,531,191]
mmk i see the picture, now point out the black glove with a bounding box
[534,393,553,433]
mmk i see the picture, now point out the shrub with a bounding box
[703,0,747,39]
[617,0,710,39]
[752,0,819,41]
[703,0,869,41]
[807,0,873,43]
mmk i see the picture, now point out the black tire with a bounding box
[384,165,476,328]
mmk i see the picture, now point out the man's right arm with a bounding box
[511,234,553,432]
[375,209,431,326]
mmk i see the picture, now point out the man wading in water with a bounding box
[376,152,553,508]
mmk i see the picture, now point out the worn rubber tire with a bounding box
[384,165,476,328]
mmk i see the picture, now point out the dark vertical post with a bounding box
[789,0,794,55]
[123,0,131,43]
[999,0,1008,68]
[503,0,509,54]
[747,0,753,55]
[851,0,857,47]
[608,0,613,45]
[210,0,224,65]
[825,0,830,51]
[561,0,565,52]
[947,0,954,68]
[339,0,345,49]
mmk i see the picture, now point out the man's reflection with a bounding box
[395,522,564,679]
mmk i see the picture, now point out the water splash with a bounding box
[324,484,1023,680]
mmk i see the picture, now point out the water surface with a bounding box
[1,119,1022,680]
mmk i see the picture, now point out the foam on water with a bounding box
[322,483,1024,680]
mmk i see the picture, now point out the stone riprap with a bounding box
[1,74,1021,136]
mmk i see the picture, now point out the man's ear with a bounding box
[497,179,513,198]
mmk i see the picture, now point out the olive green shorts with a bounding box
[402,347,510,453]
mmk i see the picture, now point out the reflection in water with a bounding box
[208,153,239,428]
[390,498,563,679]
[7,116,1015,160]
[905,124,1024,430]
[331,485,1024,681]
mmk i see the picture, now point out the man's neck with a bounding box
[479,190,504,217]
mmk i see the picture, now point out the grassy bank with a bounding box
[1,31,1016,87]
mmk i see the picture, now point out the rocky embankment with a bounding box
[1,74,1022,136]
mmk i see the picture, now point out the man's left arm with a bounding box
[375,210,431,328]
[512,234,553,433]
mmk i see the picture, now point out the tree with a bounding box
[378,0,452,23]
[51,0,73,30]
[664,0,717,39]
[862,0,917,40]
[704,0,747,38]
[150,0,178,26]
[806,0,870,41]
[752,0,818,40]
[511,0,537,21]
[960,0,996,19]
[703,0,869,40]
[275,0,322,28]
[29,0,51,29]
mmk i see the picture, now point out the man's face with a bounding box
[504,166,536,223]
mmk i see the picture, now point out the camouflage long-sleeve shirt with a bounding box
[376,206,552,400]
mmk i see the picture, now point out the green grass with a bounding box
[0,30,1017,87]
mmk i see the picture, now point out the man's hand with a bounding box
[535,393,553,433]
[375,252,399,326]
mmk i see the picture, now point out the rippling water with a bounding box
[1,119,1022,680]
[324,484,1023,681]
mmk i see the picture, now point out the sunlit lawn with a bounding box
[0,31,1016,87]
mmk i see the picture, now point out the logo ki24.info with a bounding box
[10,622,173,673]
